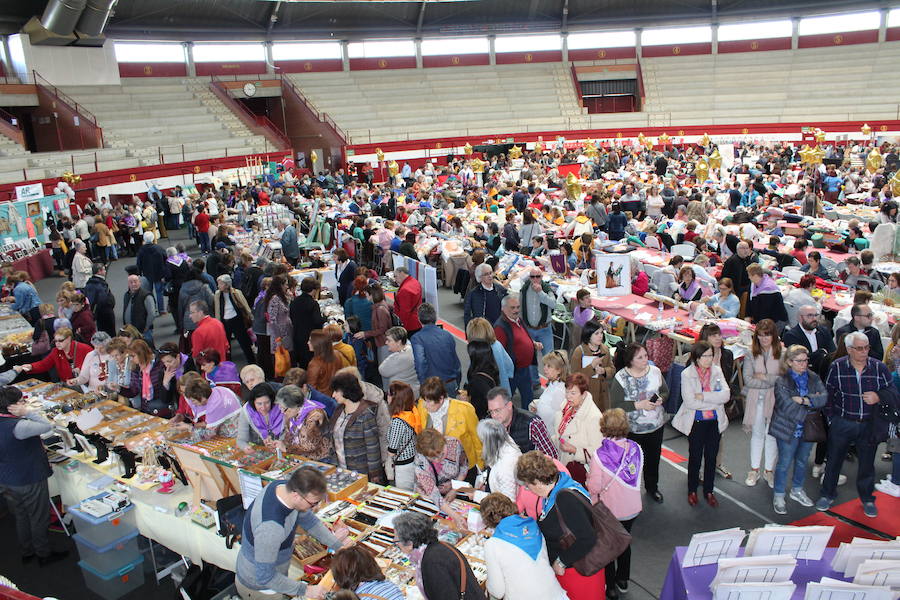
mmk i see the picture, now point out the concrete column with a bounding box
[341,41,350,72]
[711,23,718,54]
[183,42,196,77]
[791,18,800,50]
[415,38,423,69]
[879,8,889,43]
[488,35,496,66]
[635,28,642,59]
[0,36,13,80]
[561,32,569,63]
[265,41,274,74]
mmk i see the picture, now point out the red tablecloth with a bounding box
[11,250,53,282]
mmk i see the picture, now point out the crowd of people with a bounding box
[1,137,899,600]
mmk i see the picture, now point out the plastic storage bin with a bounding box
[68,495,137,548]
[73,529,141,574]
[79,555,145,600]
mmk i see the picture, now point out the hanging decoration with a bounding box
[375,148,384,162]
[865,147,883,174]
[508,145,523,159]
[708,148,722,170]
[694,156,709,182]
[463,142,473,156]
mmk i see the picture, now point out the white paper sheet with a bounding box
[713,581,796,600]
[683,528,746,567]
[745,525,834,560]
[74,408,103,431]
[852,559,900,588]
[804,578,893,600]
[711,554,796,589]
[238,470,263,510]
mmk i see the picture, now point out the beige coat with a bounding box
[552,392,604,465]
[673,364,730,435]
[93,223,114,247]
[741,349,781,431]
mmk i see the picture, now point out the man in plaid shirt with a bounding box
[486,387,558,460]
[817,331,892,517]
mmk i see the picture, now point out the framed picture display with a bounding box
[594,252,631,297]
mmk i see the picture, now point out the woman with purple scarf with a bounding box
[745,263,788,326]
[274,384,333,461]
[673,265,703,303]
[237,383,285,450]
[587,409,643,598]
[196,348,242,397]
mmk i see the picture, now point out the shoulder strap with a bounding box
[440,541,468,600]
[358,594,391,600]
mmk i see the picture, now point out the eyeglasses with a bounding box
[54,338,67,344]
[530,275,542,279]
[701,352,714,358]
[299,493,321,509]
[791,358,809,363]
[849,345,870,351]
[858,313,873,318]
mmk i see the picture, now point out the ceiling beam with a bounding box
[416,1,427,36]
[266,0,281,34]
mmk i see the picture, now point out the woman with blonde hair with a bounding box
[531,350,569,429]
[742,318,782,488]
[466,316,513,393]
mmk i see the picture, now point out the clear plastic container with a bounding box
[68,494,137,548]
[78,555,145,600]
[73,529,140,574]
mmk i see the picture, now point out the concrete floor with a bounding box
[6,226,896,599]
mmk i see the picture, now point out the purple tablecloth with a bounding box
[660,547,848,600]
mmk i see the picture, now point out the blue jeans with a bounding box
[820,416,877,502]
[198,231,210,253]
[526,325,554,386]
[892,450,900,484]
[510,366,534,409]
[774,436,813,495]
[152,280,165,312]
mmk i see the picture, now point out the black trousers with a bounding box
[605,517,636,589]
[256,334,274,381]
[629,426,664,494]
[687,420,721,495]
[0,479,51,557]
[223,316,255,364]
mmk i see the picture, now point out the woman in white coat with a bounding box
[673,341,729,507]
[480,493,568,600]
[476,419,522,501]
[552,372,603,485]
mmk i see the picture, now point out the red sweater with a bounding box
[194,212,210,233]
[29,341,92,380]
[395,276,422,332]
[494,316,535,368]
[191,316,229,360]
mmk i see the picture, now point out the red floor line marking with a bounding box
[660,447,688,463]
[438,319,467,341]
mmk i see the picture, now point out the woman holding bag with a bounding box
[516,450,606,600]
[768,345,827,515]
[587,408,643,599]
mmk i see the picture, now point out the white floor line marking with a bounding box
[661,444,775,524]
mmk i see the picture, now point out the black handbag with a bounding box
[802,410,827,443]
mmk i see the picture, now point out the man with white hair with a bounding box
[279,218,299,266]
[463,263,506,326]
[816,330,893,517]
[136,230,168,313]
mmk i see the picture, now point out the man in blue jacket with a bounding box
[278,218,299,267]
[411,303,461,397]
[136,231,168,313]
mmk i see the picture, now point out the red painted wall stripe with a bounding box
[641,42,712,58]
[275,59,343,73]
[422,54,490,68]
[717,38,792,54]
[118,62,188,77]
[495,50,563,65]
[661,447,687,463]
[798,30,878,49]
[568,47,636,61]
[349,56,417,71]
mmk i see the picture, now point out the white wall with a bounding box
[10,33,120,86]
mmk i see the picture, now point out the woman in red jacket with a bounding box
[69,292,96,344]
[13,327,92,381]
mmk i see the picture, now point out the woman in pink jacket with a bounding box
[587,408,643,598]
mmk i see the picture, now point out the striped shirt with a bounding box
[355,579,406,600]
[387,417,417,464]
[825,356,892,421]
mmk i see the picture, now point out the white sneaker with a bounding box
[773,495,787,515]
[763,470,774,488]
[789,488,815,507]
[819,472,847,486]
[875,480,900,497]
[811,464,825,478]
[745,469,760,486]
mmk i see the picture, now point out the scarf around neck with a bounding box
[789,369,809,397]
[248,403,284,439]
[493,515,543,560]
[750,274,780,298]
[679,278,700,300]
[697,365,712,392]
[293,398,325,430]
[396,409,423,434]
[541,471,590,519]
[596,438,642,489]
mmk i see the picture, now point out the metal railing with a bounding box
[277,73,347,143]
[0,106,24,147]
[207,75,291,150]
[31,70,99,127]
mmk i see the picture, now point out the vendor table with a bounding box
[49,461,239,571]
[12,250,53,282]
[659,547,849,600]
[591,293,693,347]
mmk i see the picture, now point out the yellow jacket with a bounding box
[416,398,483,469]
